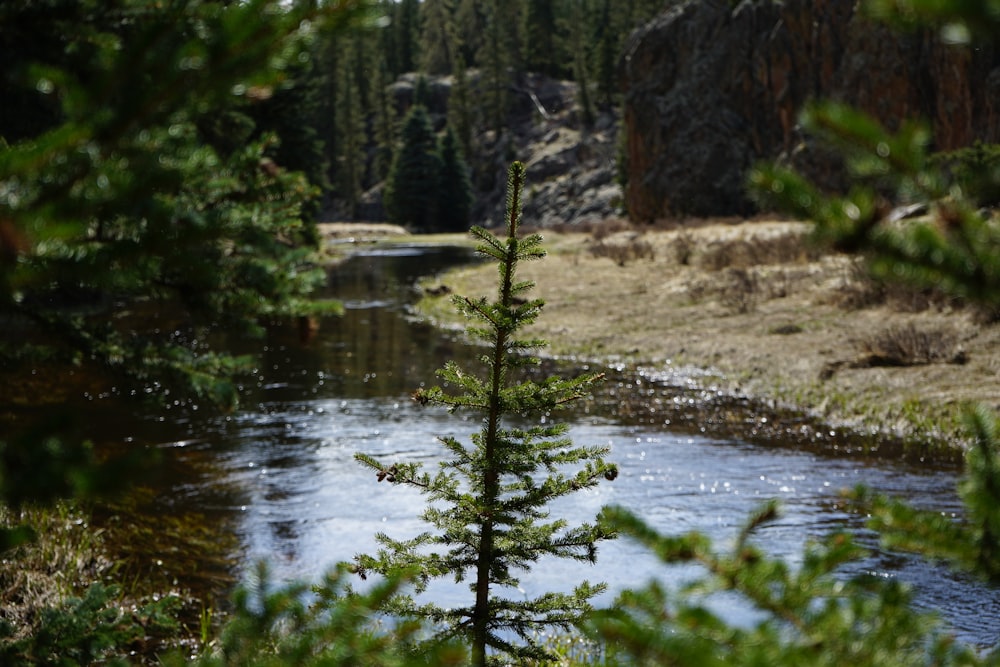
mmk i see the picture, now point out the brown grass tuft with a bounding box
[855,323,965,367]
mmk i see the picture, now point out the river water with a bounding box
[123,244,998,647]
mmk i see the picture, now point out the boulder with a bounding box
[620,0,1000,221]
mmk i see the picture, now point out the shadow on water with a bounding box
[20,242,998,648]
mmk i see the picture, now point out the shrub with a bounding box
[855,322,964,366]
[719,267,759,314]
[588,235,656,266]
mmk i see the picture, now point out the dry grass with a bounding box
[719,268,759,315]
[588,234,655,266]
[0,502,113,638]
[410,219,1000,447]
[832,258,959,313]
[855,323,966,367]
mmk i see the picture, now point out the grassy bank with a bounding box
[403,219,998,454]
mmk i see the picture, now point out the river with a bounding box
[106,243,1000,648]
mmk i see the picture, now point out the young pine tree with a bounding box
[355,162,618,666]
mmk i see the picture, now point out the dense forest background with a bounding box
[308,0,663,224]
[101,0,664,229]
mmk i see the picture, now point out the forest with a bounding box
[2,0,1000,665]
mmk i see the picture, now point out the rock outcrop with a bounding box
[376,72,622,229]
[620,0,1000,221]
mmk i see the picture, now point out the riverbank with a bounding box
[321,220,1000,457]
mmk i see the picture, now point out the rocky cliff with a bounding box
[620,0,1000,221]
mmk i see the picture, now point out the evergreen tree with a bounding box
[0,0,367,656]
[498,0,527,77]
[455,0,487,68]
[522,0,561,78]
[371,51,397,183]
[564,2,596,128]
[478,0,512,137]
[377,0,401,78]
[447,53,475,161]
[383,105,442,230]
[593,0,619,109]
[436,126,473,232]
[174,564,465,666]
[420,0,458,75]
[355,162,618,665]
[747,0,1000,591]
[413,74,431,108]
[247,63,329,192]
[334,38,368,219]
[394,0,420,75]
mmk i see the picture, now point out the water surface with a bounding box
[136,244,1000,647]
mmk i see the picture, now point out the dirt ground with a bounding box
[320,220,1000,453]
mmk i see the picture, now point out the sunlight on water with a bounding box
[142,244,999,647]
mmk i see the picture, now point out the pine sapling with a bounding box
[354,161,618,665]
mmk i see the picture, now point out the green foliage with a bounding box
[244,46,331,226]
[478,0,513,137]
[850,404,1000,582]
[0,582,180,666]
[394,0,421,76]
[930,141,1000,208]
[565,7,597,128]
[334,37,369,219]
[447,54,475,160]
[371,52,398,183]
[1,0,356,411]
[583,504,984,667]
[355,162,618,666]
[521,0,561,78]
[863,0,1000,42]
[169,563,465,666]
[744,2,1000,662]
[420,0,459,75]
[384,105,443,230]
[0,0,366,661]
[455,0,487,67]
[436,127,474,232]
[750,100,1000,307]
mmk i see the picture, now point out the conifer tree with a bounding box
[447,53,475,160]
[355,162,618,665]
[371,53,397,183]
[420,0,458,75]
[436,126,473,232]
[594,0,619,109]
[245,43,330,227]
[522,0,561,77]
[478,0,512,137]
[334,38,367,219]
[564,3,596,128]
[376,0,401,78]
[455,0,486,67]
[383,105,442,230]
[394,0,421,75]
[413,74,431,108]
